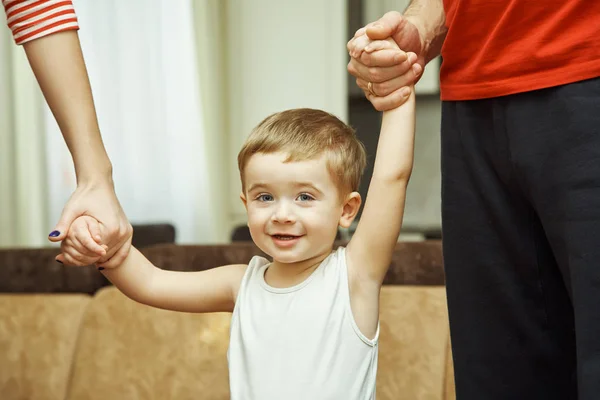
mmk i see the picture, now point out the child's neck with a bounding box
[265,248,333,288]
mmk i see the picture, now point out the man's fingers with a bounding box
[360,48,407,68]
[368,86,413,111]
[348,54,415,84]
[356,63,421,97]
[365,11,404,40]
[360,78,414,111]
[347,52,407,84]
[356,78,369,93]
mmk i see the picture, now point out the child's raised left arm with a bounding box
[347,73,416,286]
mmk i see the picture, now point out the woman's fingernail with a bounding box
[56,259,63,264]
[97,267,105,271]
[48,230,60,237]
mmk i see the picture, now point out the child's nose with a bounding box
[271,202,295,223]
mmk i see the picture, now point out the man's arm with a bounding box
[100,247,247,314]
[400,0,447,64]
[357,0,447,65]
[347,90,416,285]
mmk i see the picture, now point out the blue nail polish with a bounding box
[97,267,105,271]
[48,230,60,237]
[56,259,63,264]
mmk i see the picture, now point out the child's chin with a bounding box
[270,251,309,265]
[271,254,302,264]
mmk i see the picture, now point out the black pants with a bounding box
[441,77,600,399]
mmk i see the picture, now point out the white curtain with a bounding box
[44,0,215,244]
[0,22,48,248]
[191,0,229,243]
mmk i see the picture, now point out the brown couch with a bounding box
[0,241,455,400]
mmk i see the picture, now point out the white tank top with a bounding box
[228,247,379,400]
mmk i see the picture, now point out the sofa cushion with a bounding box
[444,338,456,400]
[377,286,451,400]
[67,287,231,400]
[0,294,91,400]
[68,285,451,399]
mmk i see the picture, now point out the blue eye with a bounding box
[257,194,274,202]
[297,193,314,202]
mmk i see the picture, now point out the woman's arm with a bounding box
[4,1,132,266]
[23,30,113,185]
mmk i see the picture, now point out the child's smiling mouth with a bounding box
[270,234,304,247]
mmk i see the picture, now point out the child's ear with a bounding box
[240,192,248,210]
[339,192,361,229]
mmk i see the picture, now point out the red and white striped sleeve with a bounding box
[3,0,79,45]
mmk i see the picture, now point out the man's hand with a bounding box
[49,180,133,268]
[347,11,426,111]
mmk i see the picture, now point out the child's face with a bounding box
[241,152,359,264]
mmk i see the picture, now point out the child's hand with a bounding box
[55,216,107,266]
[348,29,401,60]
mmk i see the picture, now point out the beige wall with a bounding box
[221,0,349,239]
[217,1,443,241]
[403,96,442,233]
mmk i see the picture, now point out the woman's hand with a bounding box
[49,179,132,268]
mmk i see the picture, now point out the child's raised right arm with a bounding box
[101,247,246,313]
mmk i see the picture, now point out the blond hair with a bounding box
[238,108,367,195]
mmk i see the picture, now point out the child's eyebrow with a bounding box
[292,182,324,195]
[247,183,269,192]
[247,182,324,195]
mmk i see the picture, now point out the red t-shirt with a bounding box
[440,0,600,100]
